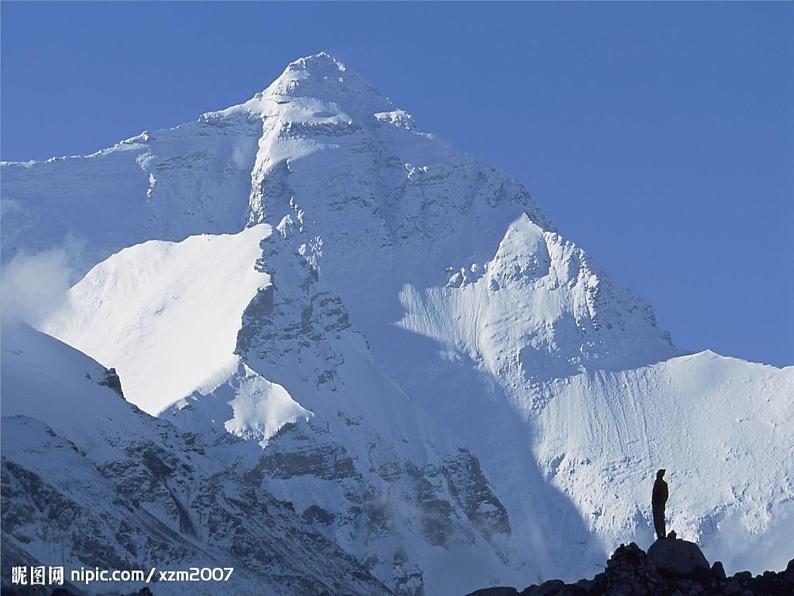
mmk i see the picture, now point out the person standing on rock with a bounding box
[652,469,668,540]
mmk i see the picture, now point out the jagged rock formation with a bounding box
[469,538,794,595]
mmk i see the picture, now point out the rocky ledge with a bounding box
[469,537,794,596]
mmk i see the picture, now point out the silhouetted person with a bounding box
[652,468,668,540]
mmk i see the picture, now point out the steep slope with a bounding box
[43,223,526,595]
[3,52,792,593]
[534,352,794,573]
[1,323,391,595]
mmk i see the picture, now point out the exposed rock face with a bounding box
[227,223,517,593]
[469,540,794,596]
[98,367,124,398]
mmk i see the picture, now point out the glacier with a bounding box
[2,52,792,595]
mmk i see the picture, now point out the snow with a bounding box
[41,225,271,414]
[223,366,312,446]
[1,103,263,277]
[1,324,391,596]
[1,323,159,463]
[166,359,313,447]
[3,51,793,593]
[533,351,794,572]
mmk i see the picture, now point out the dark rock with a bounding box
[467,588,519,596]
[647,537,710,578]
[573,578,596,591]
[442,448,511,539]
[302,504,335,525]
[712,561,726,581]
[99,367,124,398]
[723,578,742,595]
[520,579,570,595]
[476,543,794,596]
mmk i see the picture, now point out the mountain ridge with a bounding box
[2,52,792,595]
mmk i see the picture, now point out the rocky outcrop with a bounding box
[442,448,511,540]
[98,367,124,398]
[647,536,710,578]
[468,538,794,595]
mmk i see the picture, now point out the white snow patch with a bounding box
[224,365,313,447]
[41,225,271,415]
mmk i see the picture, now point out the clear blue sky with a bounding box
[3,2,792,366]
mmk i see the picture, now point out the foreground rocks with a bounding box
[469,537,794,595]
[647,536,710,578]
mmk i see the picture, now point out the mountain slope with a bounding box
[1,323,391,595]
[534,352,794,572]
[42,224,272,415]
[3,52,792,594]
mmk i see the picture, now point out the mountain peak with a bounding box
[285,51,347,75]
[251,52,392,115]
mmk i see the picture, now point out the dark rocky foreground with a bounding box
[469,537,794,596]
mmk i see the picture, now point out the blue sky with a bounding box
[2,2,792,366]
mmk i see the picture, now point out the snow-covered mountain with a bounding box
[1,324,391,595]
[2,52,792,594]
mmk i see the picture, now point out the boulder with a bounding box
[647,537,710,578]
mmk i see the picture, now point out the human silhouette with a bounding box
[652,469,668,540]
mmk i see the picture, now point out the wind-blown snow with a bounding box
[0,245,76,327]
